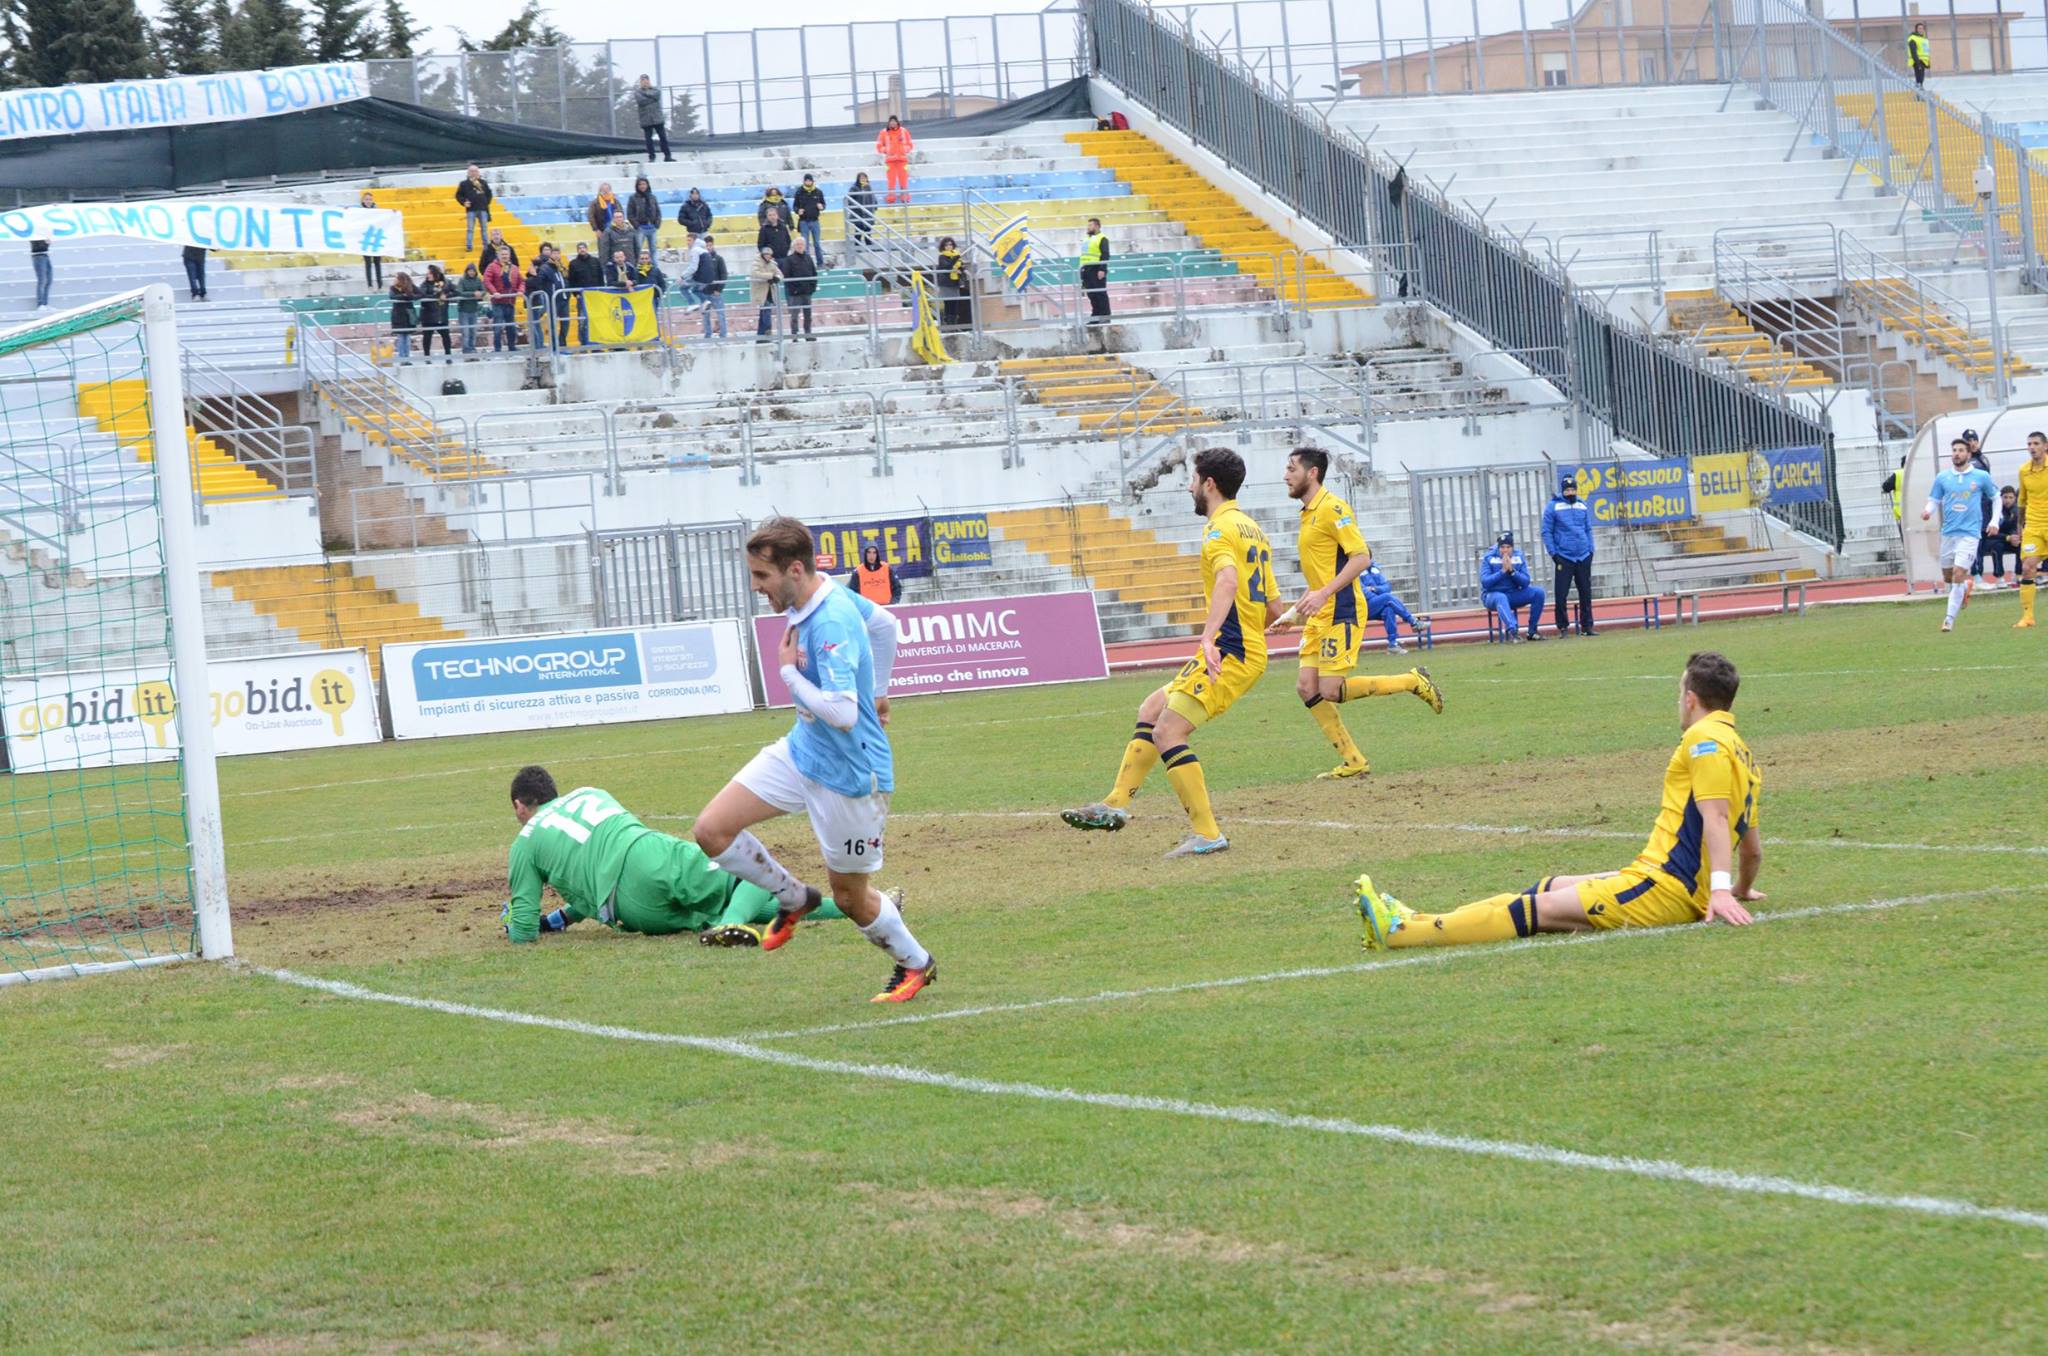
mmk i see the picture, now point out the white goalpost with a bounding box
[0,284,231,986]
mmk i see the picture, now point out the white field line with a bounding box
[741,885,2035,1042]
[252,962,2048,1237]
[1452,663,2032,686]
[931,810,2048,858]
[232,805,2048,858]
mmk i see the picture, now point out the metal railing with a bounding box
[180,346,316,498]
[1078,0,1844,548]
[591,521,754,628]
[366,11,1084,137]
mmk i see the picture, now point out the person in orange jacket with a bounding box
[876,115,914,204]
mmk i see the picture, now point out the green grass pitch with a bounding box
[2,597,2045,1353]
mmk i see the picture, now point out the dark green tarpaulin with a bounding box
[0,79,1094,199]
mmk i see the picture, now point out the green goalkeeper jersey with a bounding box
[505,787,651,943]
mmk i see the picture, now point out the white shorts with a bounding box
[1940,534,1978,570]
[734,738,889,875]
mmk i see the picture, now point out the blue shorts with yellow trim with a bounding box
[1165,650,1265,725]
[1299,615,1363,676]
[1574,869,1702,930]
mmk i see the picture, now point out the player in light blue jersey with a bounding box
[1924,436,1999,632]
[691,516,937,1003]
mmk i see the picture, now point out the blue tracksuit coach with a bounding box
[1480,531,1545,641]
[1541,473,1596,636]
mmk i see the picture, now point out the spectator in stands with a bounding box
[418,263,452,360]
[359,192,383,289]
[846,171,877,251]
[627,176,662,263]
[793,174,827,266]
[1978,485,2021,586]
[693,236,728,338]
[601,217,639,273]
[455,165,493,251]
[935,237,972,330]
[1541,471,1596,637]
[484,246,524,352]
[477,228,519,276]
[682,232,709,291]
[757,206,792,262]
[605,247,636,289]
[1908,22,1931,88]
[588,182,624,239]
[677,187,712,243]
[388,270,418,364]
[876,114,913,204]
[29,238,50,310]
[755,185,788,226]
[528,244,565,349]
[632,254,668,300]
[634,75,674,162]
[182,245,208,302]
[750,248,781,341]
[852,544,902,605]
[1480,530,1545,643]
[1080,218,1110,324]
[1359,559,1419,655]
[780,237,818,340]
[455,264,484,356]
[565,242,605,344]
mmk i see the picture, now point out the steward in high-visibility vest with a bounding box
[1908,25,1931,87]
[854,545,901,605]
[1080,218,1112,323]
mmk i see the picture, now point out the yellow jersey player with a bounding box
[1354,651,1763,949]
[1062,447,1274,857]
[1270,446,1442,778]
[2015,429,2048,628]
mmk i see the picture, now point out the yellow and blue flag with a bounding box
[586,286,660,345]
[908,270,951,366]
[988,214,1035,290]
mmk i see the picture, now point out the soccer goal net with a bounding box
[0,286,230,986]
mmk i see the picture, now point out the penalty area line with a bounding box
[251,962,2048,1238]
[741,885,2038,1042]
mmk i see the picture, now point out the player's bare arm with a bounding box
[1736,824,1766,901]
[1696,797,1753,926]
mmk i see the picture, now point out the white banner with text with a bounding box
[0,63,370,142]
[0,199,405,257]
[382,622,752,741]
[3,649,381,773]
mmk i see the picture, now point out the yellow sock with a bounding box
[1388,892,1530,949]
[1159,744,1221,839]
[2025,582,2037,621]
[1306,697,1364,765]
[1342,673,1419,701]
[1103,722,1160,808]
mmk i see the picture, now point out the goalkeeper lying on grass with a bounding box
[502,765,849,947]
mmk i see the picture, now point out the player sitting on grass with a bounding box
[1354,652,1764,949]
[502,765,851,947]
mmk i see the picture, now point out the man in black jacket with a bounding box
[780,237,818,340]
[677,188,713,241]
[477,228,518,277]
[564,242,605,345]
[757,207,792,262]
[793,174,827,266]
[692,236,729,339]
[455,164,493,251]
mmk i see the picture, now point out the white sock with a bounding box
[858,891,930,969]
[710,832,810,911]
[1947,581,1967,621]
